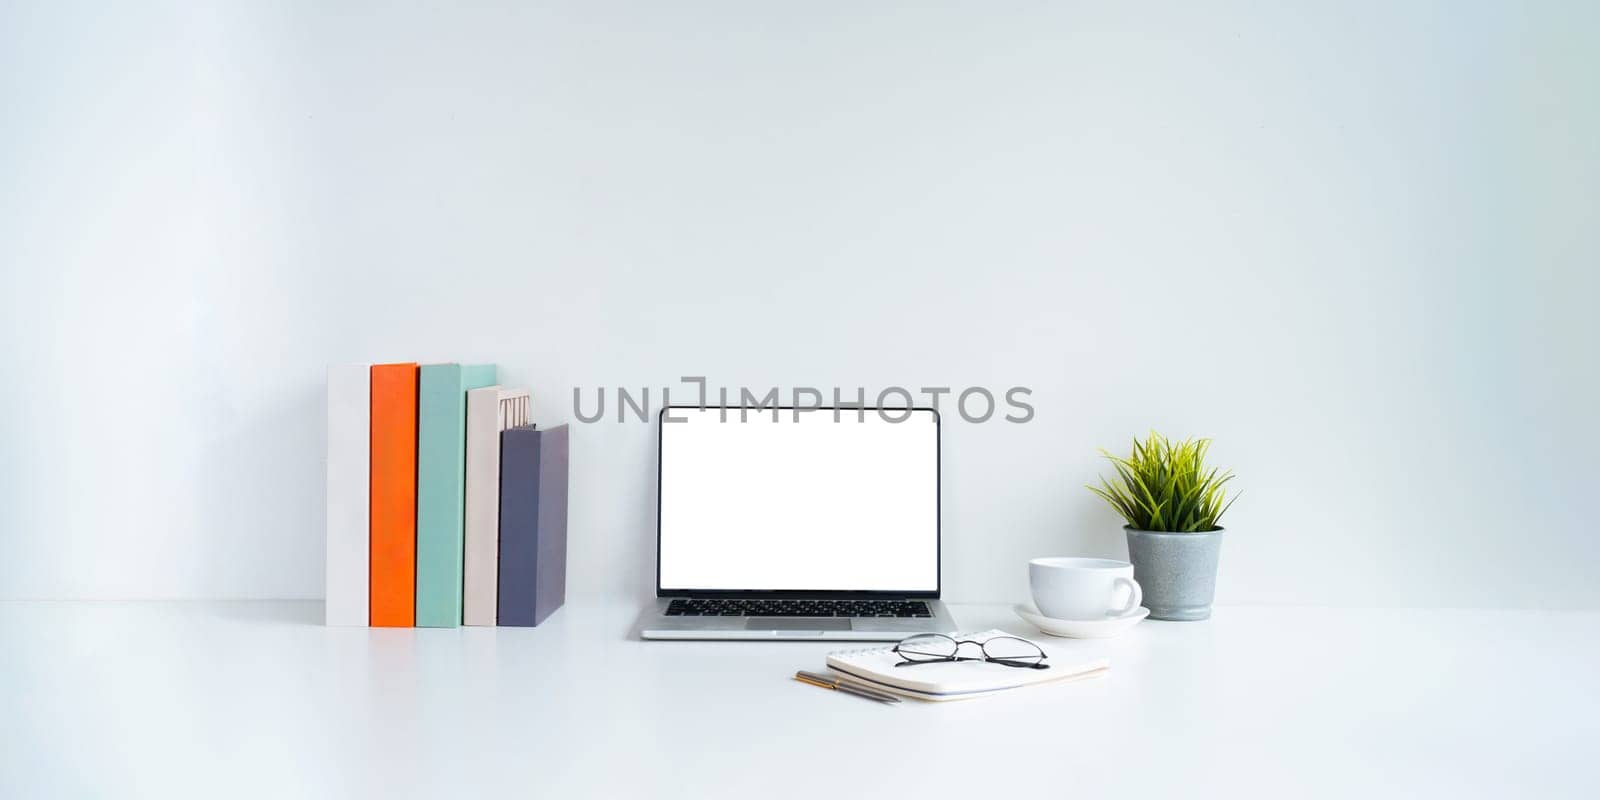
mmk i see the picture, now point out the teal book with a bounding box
[415,362,497,627]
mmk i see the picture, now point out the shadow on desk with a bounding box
[205,600,323,627]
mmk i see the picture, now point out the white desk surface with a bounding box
[3,600,1596,799]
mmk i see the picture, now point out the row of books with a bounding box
[324,362,568,627]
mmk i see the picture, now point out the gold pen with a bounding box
[794,670,901,704]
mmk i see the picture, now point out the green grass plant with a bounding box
[1088,432,1237,532]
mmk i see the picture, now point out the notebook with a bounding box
[825,629,1109,701]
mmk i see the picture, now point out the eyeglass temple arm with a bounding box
[893,655,986,667]
[986,658,1051,669]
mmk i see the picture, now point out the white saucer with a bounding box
[1013,604,1150,639]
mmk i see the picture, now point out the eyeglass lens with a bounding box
[896,634,959,661]
[980,636,1045,664]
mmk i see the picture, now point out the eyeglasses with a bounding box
[892,633,1050,670]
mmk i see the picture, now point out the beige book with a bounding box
[463,387,531,626]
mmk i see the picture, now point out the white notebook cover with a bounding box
[325,365,370,626]
[826,629,1108,701]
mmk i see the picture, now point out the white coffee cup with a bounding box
[1029,557,1143,620]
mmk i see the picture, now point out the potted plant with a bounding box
[1088,432,1237,621]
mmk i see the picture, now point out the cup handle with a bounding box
[1109,576,1142,618]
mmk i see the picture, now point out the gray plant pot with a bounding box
[1124,526,1223,621]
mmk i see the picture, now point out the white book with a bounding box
[463,387,531,626]
[825,629,1108,701]
[325,365,370,626]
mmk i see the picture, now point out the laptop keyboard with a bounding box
[665,598,933,618]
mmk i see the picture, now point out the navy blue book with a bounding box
[497,424,569,627]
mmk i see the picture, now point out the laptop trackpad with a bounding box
[747,618,852,631]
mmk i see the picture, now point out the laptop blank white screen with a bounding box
[657,408,939,593]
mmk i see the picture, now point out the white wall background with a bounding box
[3,1,1596,607]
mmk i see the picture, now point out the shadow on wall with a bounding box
[632,425,661,603]
[965,473,1132,603]
[194,382,325,600]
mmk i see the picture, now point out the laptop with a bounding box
[639,405,956,640]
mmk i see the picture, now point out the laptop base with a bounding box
[637,598,956,641]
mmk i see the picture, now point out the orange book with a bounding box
[369,363,419,626]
